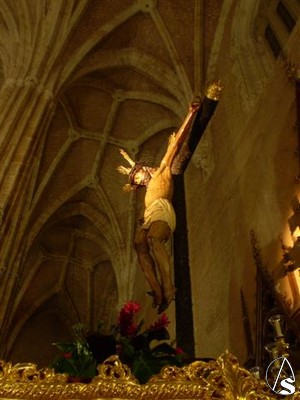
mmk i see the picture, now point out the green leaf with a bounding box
[151,342,176,355]
[144,327,170,343]
[52,342,76,353]
[51,340,97,379]
[131,354,156,384]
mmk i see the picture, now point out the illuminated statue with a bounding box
[118,101,201,313]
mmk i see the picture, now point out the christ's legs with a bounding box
[134,228,162,307]
[147,220,176,312]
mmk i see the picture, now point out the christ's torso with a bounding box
[144,166,173,209]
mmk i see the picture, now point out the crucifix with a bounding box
[172,82,222,355]
[117,81,222,351]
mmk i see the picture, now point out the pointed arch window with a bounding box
[262,0,300,59]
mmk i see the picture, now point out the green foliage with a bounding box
[118,328,185,383]
[50,303,187,383]
[51,337,96,380]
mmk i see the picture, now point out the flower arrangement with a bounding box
[51,301,186,383]
[113,301,185,383]
[50,324,97,382]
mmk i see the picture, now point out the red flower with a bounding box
[63,352,72,359]
[175,347,184,355]
[149,313,170,331]
[122,301,140,314]
[117,301,141,337]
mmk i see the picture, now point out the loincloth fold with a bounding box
[142,198,176,232]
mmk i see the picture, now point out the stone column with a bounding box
[0,0,90,351]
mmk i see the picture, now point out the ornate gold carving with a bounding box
[0,352,285,399]
[150,352,276,399]
[206,80,223,101]
[95,355,138,382]
[0,360,67,383]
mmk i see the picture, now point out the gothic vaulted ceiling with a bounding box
[0,0,223,360]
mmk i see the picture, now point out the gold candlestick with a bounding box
[265,342,281,369]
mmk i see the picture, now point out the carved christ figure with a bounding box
[118,101,201,313]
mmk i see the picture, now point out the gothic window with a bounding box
[265,25,282,58]
[260,0,300,59]
[276,1,296,32]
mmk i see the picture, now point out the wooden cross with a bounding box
[172,82,222,356]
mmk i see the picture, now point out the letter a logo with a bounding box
[266,356,296,395]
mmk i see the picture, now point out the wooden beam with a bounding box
[173,83,221,357]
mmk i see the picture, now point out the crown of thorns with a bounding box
[117,149,148,191]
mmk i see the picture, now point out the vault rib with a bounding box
[149,7,193,102]
[58,2,141,90]
[69,48,182,100]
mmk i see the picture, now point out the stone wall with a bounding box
[186,8,300,363]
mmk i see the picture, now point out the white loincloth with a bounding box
[142,198,176,232]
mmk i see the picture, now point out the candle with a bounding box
[269,315,284,339]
